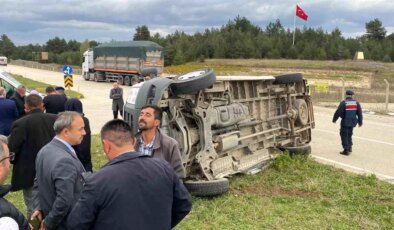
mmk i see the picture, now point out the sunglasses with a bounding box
[0,152,15,163]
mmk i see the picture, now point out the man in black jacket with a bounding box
[10,85,26,118]
[8,94,57,218]
[64,98,92,172]
[43,86,67,114]
[0,135,29,229]
[68,119,192,230]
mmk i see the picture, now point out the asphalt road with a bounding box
[311,106,394,183]
[5,65,394,183]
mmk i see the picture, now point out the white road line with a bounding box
[314,128,394,146]
[312,155,394,183]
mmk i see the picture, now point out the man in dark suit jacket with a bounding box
[43,86,67,114]
[109,82,124,119]
[31,111,86,230]
[7,94,56,218]
[68,120,192,230]
[0,87,18,136]
[10,85,26,118]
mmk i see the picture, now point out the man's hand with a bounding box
[39,220,46,230]
[30,210,43,222]
[30,210,45,230]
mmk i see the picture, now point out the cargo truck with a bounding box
[82,41,163,85]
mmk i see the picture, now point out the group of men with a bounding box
[0,85,66,136]
[0,84,191,229]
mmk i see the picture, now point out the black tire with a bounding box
[93,73,98,82]
[282,144,311,156]
[184,178,229,197]
[170,69,216,95]
[131,76,139,85]
[117,75,124,85]
[124,76,131,86]
[83,73,90,81]
[293,99,309,126]
[140,67,158,77]
[273,73,303,84]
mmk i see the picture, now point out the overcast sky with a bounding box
[1,0,394,45]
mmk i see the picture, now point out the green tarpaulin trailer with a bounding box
[82,41,164,85]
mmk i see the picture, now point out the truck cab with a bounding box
[82,49,94,79]
[0,56,7,66]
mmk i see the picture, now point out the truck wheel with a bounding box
[170,69,216,95]
[93,73,99,82]
[83,73,90,81]
[183,178,229,197]
[124,76,131,86]
[273,73,303,84]
[117,75,125,85]
[282,144,311,156]
[293,99,309,126]
[131,76,139,85]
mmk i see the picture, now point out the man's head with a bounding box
[0,87,6,98]
[346,90,354,97]
[24,94,44,113]
[55,86,65,94]
[113,82,119,89]
[138,104,162,131]
[100,119,135,160]
[16,85,26,97]
[54,111,85,145]
[0,135,13,185]
[45,86,56,94]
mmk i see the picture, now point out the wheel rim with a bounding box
[177,70,206,81]
[125,76,130,85]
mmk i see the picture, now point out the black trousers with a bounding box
[113,105,123,119]
[340,126,353,151]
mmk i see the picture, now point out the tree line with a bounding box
[0,17,393,66]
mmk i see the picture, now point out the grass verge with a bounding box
[12,74,84,99]
[5,136,394,229]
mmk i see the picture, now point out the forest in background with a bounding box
[0,16,393,66]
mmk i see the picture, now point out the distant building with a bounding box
[354,52,364,60]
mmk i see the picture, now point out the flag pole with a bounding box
[293,5,296,46]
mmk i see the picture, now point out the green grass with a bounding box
[5,136,394,229]
[12,74,84,99]
[176,154,394,229]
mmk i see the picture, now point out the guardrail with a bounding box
[10,60,82,75]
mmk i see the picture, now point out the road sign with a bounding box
[63,65,73,75]
[64,75,73,88]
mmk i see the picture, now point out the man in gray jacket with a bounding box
[31,111,86,230]
[109,82,124,119]
[135,104,185,179]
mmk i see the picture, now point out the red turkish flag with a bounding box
[296,5,308,21]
